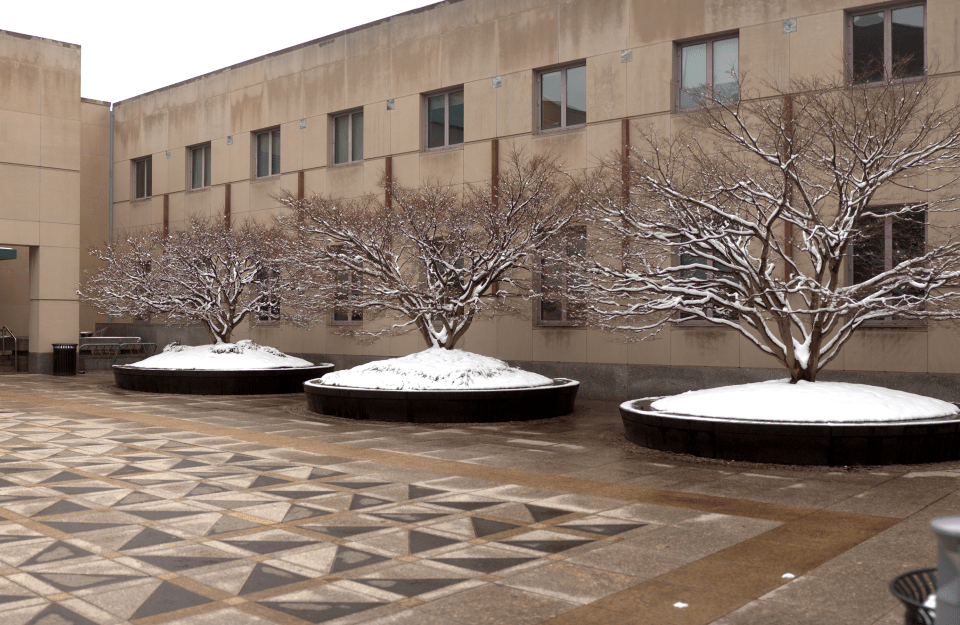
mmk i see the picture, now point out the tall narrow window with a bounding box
[678,35,739,110]
[135,157,152,199]
[254,269,281,324]
[333,270,363,324]
[334,111,363,165]
[850,4,925,84]
[850,205,926,322]
[538,226,586,325]
[256,129,280,177]
[191,145,211,189]
[538,65,586,132]
[678,249,739,321]
[426,90,464,149]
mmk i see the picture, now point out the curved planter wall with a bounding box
[305,378,580,423]
[620,398,960,466]
[113,364,335,395]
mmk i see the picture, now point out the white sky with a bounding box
[3,0,438,103]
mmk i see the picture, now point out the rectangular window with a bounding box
[850,206,926,321]
[678,250,738,321]
[678,35,739,110]
[538,226,586,325]
[538,65,586,132]
[334,111,363,164]
[191,144,211,189]
[849,4,925,84]
[256,129,280,177]
[134,157,152,199]
[333,270,363,324]
[426,90,464,149]
[254,269,281,324]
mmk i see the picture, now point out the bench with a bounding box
[78,337,158,369]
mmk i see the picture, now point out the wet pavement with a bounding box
[0,371,954,624]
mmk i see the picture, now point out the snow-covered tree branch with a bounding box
[80,217,315,344]
[278,151,579,349]
[573,75,960,382]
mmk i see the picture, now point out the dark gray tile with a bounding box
[121,527,182,551]
[22,541,94,566]
[130,581,212,619]
[239,563,309,595]
[471,518,520,538]
[409,531,460,554]
[355,578,466,597]
[135,555,235,572]
[25,602,100,625]
[330,546,389,574]
[431,558,537,574]
[259,600,384,623]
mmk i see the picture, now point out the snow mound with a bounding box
[649,380,959,423]
[313,348,554,390]
[127,340,314,371]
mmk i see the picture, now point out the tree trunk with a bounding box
[789,363,816,383]
[204,321,231,345]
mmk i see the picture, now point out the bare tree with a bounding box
[80,217,314,344]
[278,152,579,349]
[574,76,960,382]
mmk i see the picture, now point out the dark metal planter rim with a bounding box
[113,364,335,395]
[622,397,960,427]
[306,378,578,394]
[305,378,579,423]
[620,396,960,466]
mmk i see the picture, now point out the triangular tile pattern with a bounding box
[0,411,657,625]
[21,541,94,567]
[24,602,101,625]
[239,563,309,595]
[354,577,466,597]
[259,599,384,623]
[130,581,213,619]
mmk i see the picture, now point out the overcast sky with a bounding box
[4,0,437,103]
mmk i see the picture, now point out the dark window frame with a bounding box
[190,144,212,190]
[847,204,928,327]
[333,110,364,165]
[332,269,363,325]
[134,157,152,200]
[536,63,587,134]
[847,3,926,86]
[536,225,587,326]
[676,32,740,112]
[255,128,281,178]
[425,88,465,150]
[253,268,282,325]
[674,249,740,325]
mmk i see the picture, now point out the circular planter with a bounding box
[113,364,335,395]
[304,378,580,423]
[620,397,960,466]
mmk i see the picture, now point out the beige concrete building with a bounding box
[2,0,959,396]
[0,30,110,373]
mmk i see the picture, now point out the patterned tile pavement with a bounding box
[0,372,955,624]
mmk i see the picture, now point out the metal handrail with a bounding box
[112,343,157,366]
[0,326,17,373]
[77,342,157,367]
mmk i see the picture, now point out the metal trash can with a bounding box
[52,343,78,376]
[890,568,937,625]
[932,516,960,625]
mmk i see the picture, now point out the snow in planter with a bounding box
[649,380,959,423]
[128,340,313,371]
[311,348,553,390]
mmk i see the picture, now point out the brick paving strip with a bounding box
[0,387,900,625]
